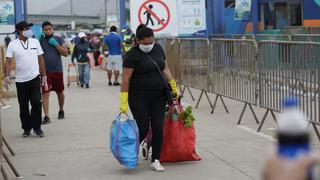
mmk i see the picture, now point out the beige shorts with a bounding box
[106,55,122,71]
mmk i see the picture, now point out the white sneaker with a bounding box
[150,160,165,172]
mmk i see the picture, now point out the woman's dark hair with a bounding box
[42,21,53,28]
[136,24,154,40]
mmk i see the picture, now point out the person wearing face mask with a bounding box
[71,32,93,88]
[37,21,69,124]
[120,24,180,172]
[4,21,47,137]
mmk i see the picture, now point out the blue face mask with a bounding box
[22,29,33,38]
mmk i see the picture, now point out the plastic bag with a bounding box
[110,113,139,168]
[160,101,201,163]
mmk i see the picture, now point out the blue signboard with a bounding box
[304,0,320,19]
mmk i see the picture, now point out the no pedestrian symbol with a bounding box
[138,0,171,32]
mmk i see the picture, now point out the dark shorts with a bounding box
[42,72,64,93]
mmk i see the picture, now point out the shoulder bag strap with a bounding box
[143,53,167,84]
[142,52,173,105]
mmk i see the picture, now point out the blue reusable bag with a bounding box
[110,113,139,168]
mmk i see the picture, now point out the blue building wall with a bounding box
[304,0,320,19]
[225,9,247,34]
[14,0,26,24]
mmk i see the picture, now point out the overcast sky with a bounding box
[27,0,119,17]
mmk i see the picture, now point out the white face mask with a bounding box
[139,42,154,53]
[22,29,33,38]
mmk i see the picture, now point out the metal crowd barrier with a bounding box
[308,27,320,34]
[291,34,320,42]
[281,26,320,35]
[257,41,320,138]
[0,47,9,106]
[210,34,292,42]
[210,34,320,43]
[210,34,255,40]
[155,37,167,51]
[164,38,181,82]
[281,26,309,34]
[208,38,259,123]
[162,36,320,139]
[0,45,20,179]
[179,38,209,102]
[255,34,291,42]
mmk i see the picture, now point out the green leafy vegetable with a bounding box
[180,106,195,128]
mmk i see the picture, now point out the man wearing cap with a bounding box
[4,21,47,137]
[37,21,69,124]
[103,26,124,86]
[71,32,93,88]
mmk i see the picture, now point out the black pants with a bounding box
[129,89,166,162]
[16,76,42,131]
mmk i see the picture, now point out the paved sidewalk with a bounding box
[1,60,320,180]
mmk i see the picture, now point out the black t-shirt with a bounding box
[123,43,166,90]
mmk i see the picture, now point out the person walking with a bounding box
[72,32,80,45]
[71,32,93,88]
[38,21,69,124]
[4,21,47,137]
[90,33,103,66]
[121,25,135,53]
[103,26,123,86]
[120,24,180,172]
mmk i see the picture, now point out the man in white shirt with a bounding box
[5,21,47,138]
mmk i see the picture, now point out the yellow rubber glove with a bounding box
[120,92,128,113]
[169,79,180,98]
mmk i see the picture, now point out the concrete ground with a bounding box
[1,60,320,180]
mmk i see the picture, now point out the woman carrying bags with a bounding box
[119,24,180,172]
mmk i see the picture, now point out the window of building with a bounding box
[260,2,302,30]
[225,0,235,8]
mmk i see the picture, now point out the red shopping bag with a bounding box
[98,54,104,66]
[160,101,201,163]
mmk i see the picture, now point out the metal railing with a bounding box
[208,38,259,123]
[291,34,320,42]
[178,38,209,102]
[155,37,167,51]
[254,34,291,42]
[0,47,9,105]
[257,41,320,135]
[161,37,320,140]
[281,26,309,34]
[179,39,209,91]
[165,38,181,82]
[210,34,255,40]
[209,34,320,43]
[209,38,258,104]
[0,45,21,179]
[308,27,320,34]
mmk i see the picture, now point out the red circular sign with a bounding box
[138,0,171,32]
